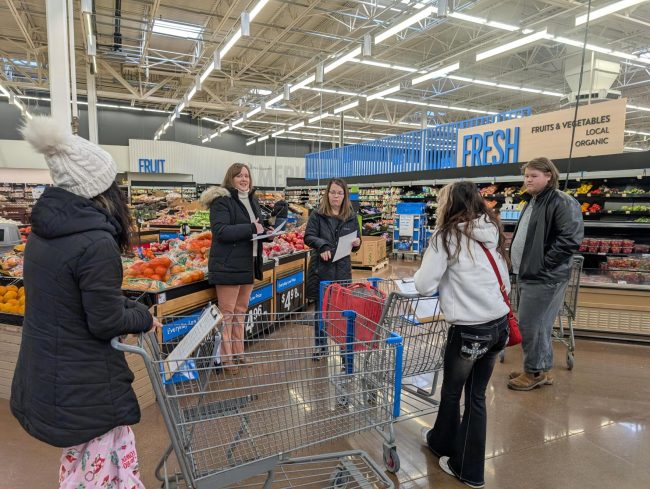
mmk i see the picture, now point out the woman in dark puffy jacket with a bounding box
[11,117,157,488]
[305,178,361,357]
[200,163,266,375]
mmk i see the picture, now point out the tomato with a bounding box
[142,268,154,277]
[150,274,162,281]
[155,266,168,276]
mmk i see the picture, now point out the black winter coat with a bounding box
[201,186,264,285]
[271,200,289,221]
[305,210,361,301]
[511,187,584,283]
[11,187,153,448]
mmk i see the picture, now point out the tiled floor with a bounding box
[2,259,650,488]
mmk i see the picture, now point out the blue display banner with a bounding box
[160,232,180,240]
[162,311,202,342]
[276,271,304,293]
[249,283,274,306]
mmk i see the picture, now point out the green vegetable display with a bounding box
[179,210,210,227]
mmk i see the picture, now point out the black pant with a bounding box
[314,295,327,349]
[426,315,509,486]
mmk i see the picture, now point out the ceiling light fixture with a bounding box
[333,100,359,114]
[476,29,548,61]
[576,0,648,25]
[412,62,460,86]
[375,6,435,44]
[367,84,402,101]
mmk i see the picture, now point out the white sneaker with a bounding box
[439,456,485,489]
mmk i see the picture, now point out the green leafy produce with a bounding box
[621,205,650,212]
[179,210,210,227]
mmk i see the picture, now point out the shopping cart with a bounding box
[112,306,402,489]
[504,255,584,369]
[319,279,448,416]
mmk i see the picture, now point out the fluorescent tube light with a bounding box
[412,62,460,85]
[333,100,359,114]
[576,0,648,26]
[374,6,435,44]
[367,84,401,101]
[476,29,548,61]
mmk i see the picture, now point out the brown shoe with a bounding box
[509,370,554,384]
[235,355,248,366]
[223,365,240,375]
[508,372,548,391]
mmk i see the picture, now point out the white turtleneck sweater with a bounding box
[238,190,258,257]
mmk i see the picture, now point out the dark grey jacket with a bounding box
[11,187,153,448]
[511,187,584,283]
[201,186,264,285]
[305,210,361,301]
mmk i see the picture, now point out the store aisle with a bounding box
[2,261,650,489]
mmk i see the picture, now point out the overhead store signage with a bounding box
[456,98,626,167]
[138,158,166,173]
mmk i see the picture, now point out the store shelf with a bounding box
[502,220,650,229]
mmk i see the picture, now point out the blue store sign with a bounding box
[249,283,274,306]
[138,158,166,173]
[276,271,304,293]
[461,127,520,166]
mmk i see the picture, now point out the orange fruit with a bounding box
[6,285,18,293]
[159,256,172,267]
[150,274,162,281]
[18,287,24,296]
[0,286,7,296]
[4,291,18,301]
[154,266,168,276]
[142,268,154,277]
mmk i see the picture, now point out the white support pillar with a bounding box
[86,63,98,144]
[46,0,71,128]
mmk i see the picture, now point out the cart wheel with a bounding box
[383,447,400,474]
[337,395,349,407]
[567,352,574,371]
[329,469,350,488]
[499,350,505,363]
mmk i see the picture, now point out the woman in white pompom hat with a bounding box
[11,116,161,488]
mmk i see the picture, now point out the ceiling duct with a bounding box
[560,52,621,107]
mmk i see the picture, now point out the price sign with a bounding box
[246,283,273,336]
[399,215,415,236]
[276,270,304,314]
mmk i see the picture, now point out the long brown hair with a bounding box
[92,182,133,253]
[521,157,559,189]
[433,181,509,264]
[222,163,254,193]
[319,178,353,221]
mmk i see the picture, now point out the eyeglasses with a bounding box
[328,191,345,196]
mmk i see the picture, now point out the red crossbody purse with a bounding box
[479,243,522,347]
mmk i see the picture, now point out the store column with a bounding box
[45,0,72,128]
[87,63,99,144]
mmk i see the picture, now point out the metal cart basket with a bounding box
[113,308,402,489]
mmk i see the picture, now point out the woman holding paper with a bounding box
[414,181,510,489]
[201,163,267,374]
[305,178,361,358]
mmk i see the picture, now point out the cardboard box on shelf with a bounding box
[351,236,387,267]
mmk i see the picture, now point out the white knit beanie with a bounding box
[21,116,117,199]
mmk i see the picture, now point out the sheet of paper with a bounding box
[332,230,358,263]
[251,220,286,240]
[396,278,440,320]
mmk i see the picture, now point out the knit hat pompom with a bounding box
[21,116,72,156]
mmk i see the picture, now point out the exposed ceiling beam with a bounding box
[6,0,36,51]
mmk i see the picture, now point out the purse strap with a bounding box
[478,243,512,309]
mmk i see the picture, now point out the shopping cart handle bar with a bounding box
[110,336,149,359]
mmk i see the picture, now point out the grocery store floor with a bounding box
[2,259,650,488]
